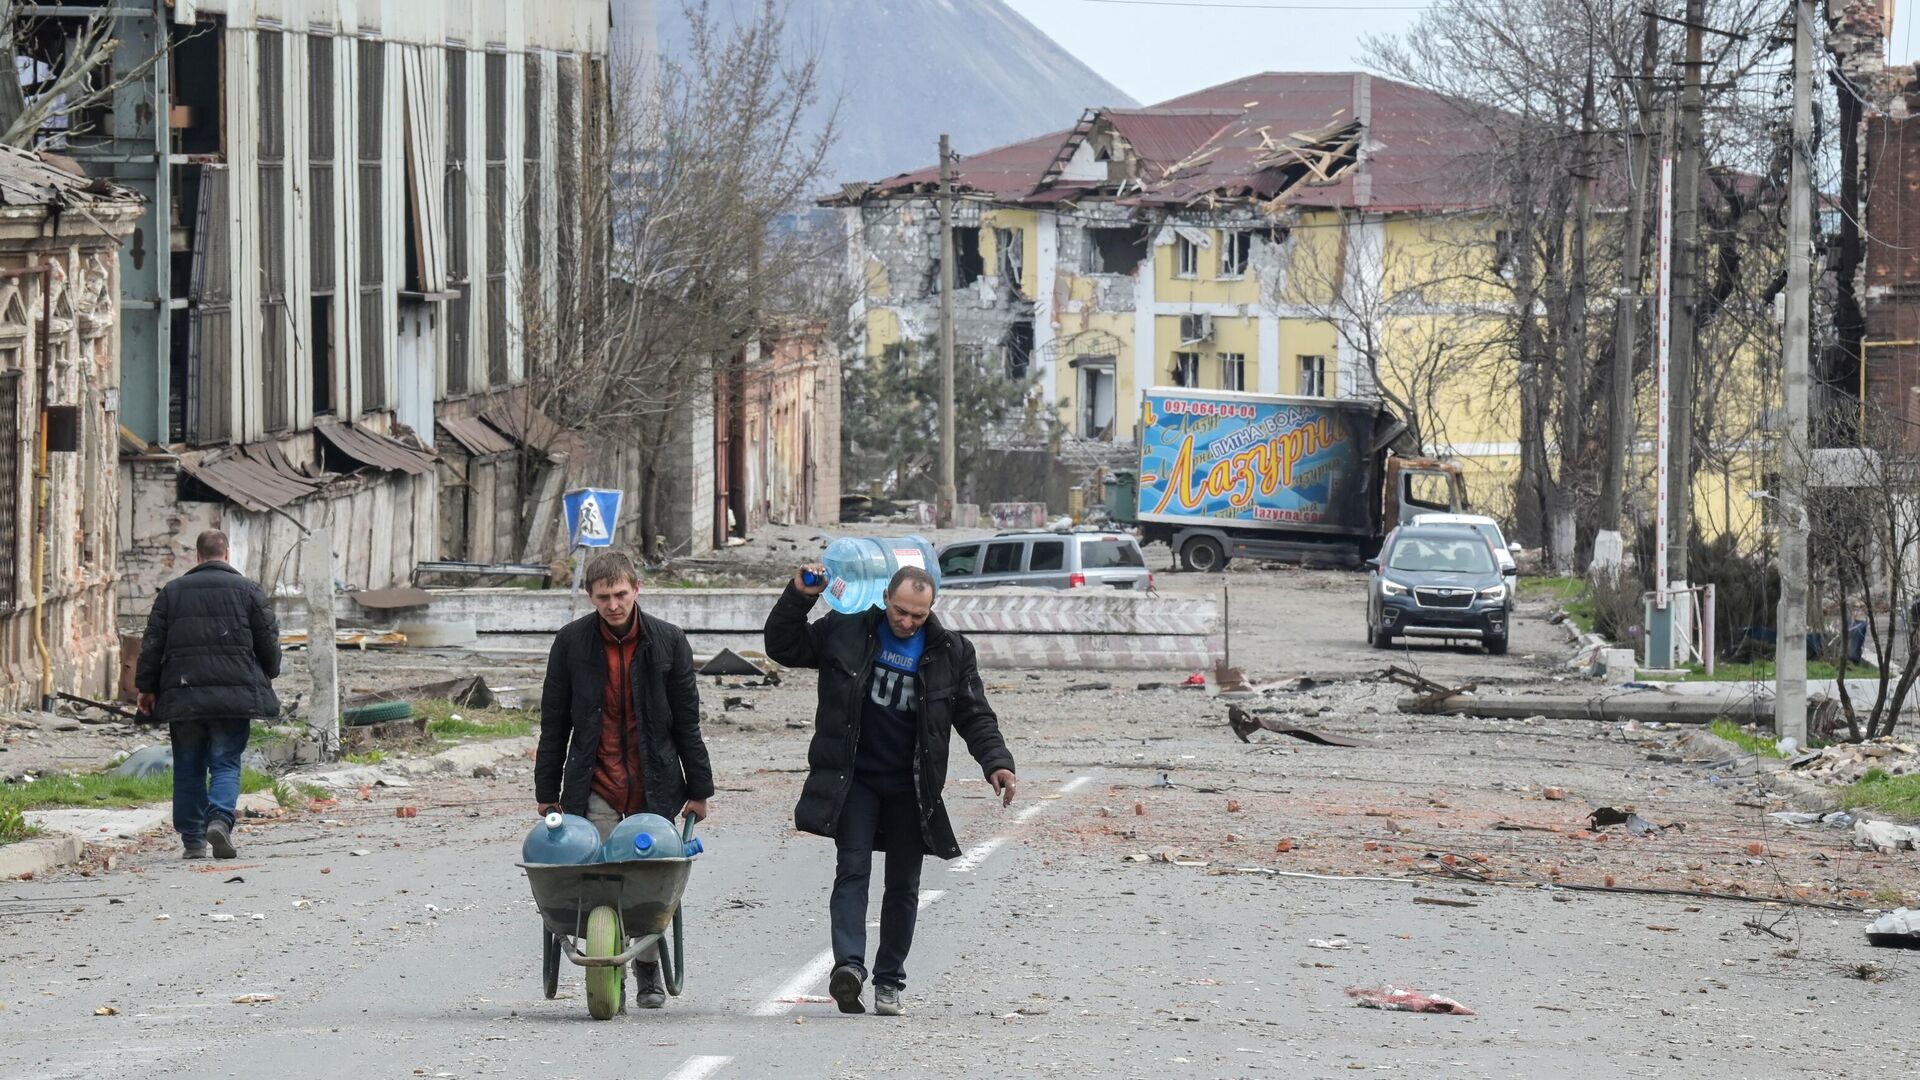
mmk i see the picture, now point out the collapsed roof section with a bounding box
[823,72,1488,216]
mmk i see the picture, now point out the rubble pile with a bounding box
[1791,739,1920,784]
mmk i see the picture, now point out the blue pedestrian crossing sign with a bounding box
[563,488,622,548]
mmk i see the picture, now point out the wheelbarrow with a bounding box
[520,814,698,1020]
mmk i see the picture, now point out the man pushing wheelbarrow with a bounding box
[534,551,714,1012]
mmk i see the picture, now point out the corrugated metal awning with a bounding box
[316,422,436,476]
[481,404,584,462]
[178,443,329,512]
[438,415,516,457]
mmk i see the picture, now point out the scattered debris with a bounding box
[395,806,418,819]
[112,745,173,778]
[1855,820,1920,854]
[472,765,497,780]
[1768,810,1854,828]
[1384,666,1478,713]
[1227,705,1365,747]
[699,648,770,677]
[231,993,277,1005]
[1835,960,1897,983]
[207,914,235,922]
[1308,937,1352,950]
[1124,848,1210,867]
[1586,806,1683,835]
[1412,897,1476,909]
[1542,787,1566,801]
[1182,673,1207,688]
[1344,985,1476,1016]
[1788,739,1920,785]
[723,697,754,712]
[94,1006,118,1016]
[1213,660,1250,694]
[1066,681,1113,692]
[1866,908,1920,949]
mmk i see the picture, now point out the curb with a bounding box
[0,833,84,881]
[1681,728,1920,831]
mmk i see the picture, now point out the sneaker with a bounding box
[829,963,867,1014]
[633,960,666,1009]
[207,819,237,860]
[182,843,209,860]
[874,985,903,1017]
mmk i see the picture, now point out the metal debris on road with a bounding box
[231,994,278,1004]
[1308,937,1352,950]
[1227,704,1366,747]
[1413,896,1477,908]
[1065,681,1113,692]
[1383,666,1478,713]
[1344,984,1476,1015]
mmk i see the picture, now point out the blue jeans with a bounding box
[831,777,925,990]
[170,718,250,845]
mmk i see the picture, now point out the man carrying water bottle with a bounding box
[536,550,714,1009]
[765,562,1018,1017]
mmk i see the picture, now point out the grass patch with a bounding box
[1,768,273,818]
[1840,769,1920,820]
[1710,718,1786,758]
[1519,576,1595,633]
[0,804,35,843]
[411,697,537,742]
[1638,659,1844,683]
[343,749,387,765]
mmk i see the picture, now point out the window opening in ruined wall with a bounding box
[445,45,471,394]
[1220,352,1246,392]
[1084,226,1148,275]
[1175,233,1200,279]
[358,37,387,411]
[1219,231,1250,279]
[309,33,337,415]
[485,49,509,386]
[1172,351,1200,388]
[1299,354,1327,397]
[258,29,290,432]
[995,227,1024,291]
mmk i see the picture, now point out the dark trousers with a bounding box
[832,777,925,990]
[170,718,250,844]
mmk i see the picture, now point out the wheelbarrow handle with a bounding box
[681,812,697,844]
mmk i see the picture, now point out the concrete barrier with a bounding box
[276,588,1219,671]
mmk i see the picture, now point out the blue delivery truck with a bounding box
[1117,388,1469,572]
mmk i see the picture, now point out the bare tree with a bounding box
[0,4,176,148]
[511,0,841,559]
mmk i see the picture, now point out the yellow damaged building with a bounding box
[827,72,1767,542]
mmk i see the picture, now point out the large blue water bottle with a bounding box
[819,536,942,614]
[521,811,602,865]
[601,813,686,862]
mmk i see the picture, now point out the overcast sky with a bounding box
[999,0,1426,105]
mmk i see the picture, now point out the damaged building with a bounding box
[828,72,1502,505]
[24,1,612,614]
[0,150,143,710]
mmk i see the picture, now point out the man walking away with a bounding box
[765,563,1017,1017]
[135,529,281,860]
[536,551,714,1009]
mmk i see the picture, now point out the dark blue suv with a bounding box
[1365,525,1511,654]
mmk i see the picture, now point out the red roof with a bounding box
[833,72,1496,213]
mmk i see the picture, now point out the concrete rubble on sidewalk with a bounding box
[1789,738,1920,784]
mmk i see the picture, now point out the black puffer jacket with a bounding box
[763,584,1015,860]
[135,561,282,722]
[536,610,714,819]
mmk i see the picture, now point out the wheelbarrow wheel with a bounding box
[542,928,560,1000]
[584,905,624,1021]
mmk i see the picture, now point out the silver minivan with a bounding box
[937,531,1152,591]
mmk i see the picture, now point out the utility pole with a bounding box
[1598,9,1659,571]
[1668,0,1705,602]
[936,134,958,528]
[1776,0,1814,747]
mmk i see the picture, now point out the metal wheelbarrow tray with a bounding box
[519,857,695,1019]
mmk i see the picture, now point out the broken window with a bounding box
[1176,233,1200,279]
[1493,229,1515,280]
[523,53,543,293]
[485,49,509,385]
[170,21,224,155]
[995,226,1024,291]
[1004,321,1034,381]
[185,165,233,445]
[1172,351,1201,388]
[358,37,387,411]
[1220,352,1246,392]
[312,295,335,416]
[0,368,17,613]
[446,46,471,394]
[1298,354,1327,397]
[1084,226,1148,274]
[952,226,983,288]
[258,29,289,433]
[1219,231,1251,278]
[309,34,337,294]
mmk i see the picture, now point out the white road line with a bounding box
[750,890,946,1017]
[663,1056,732,1080]
[750,775,1094,1018]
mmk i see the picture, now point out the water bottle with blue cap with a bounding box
[600,812,687,862]
[810,535,941,614]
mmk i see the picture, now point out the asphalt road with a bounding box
[4,570,1916,1079]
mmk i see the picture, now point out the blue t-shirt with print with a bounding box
[856,623,925,789]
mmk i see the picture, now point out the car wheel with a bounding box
[1486,633,1509,656]
[1181,536,1227,573]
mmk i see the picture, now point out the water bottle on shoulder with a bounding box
[601,813,686,862]
[819,535,941,614]
[521,811,602,865]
